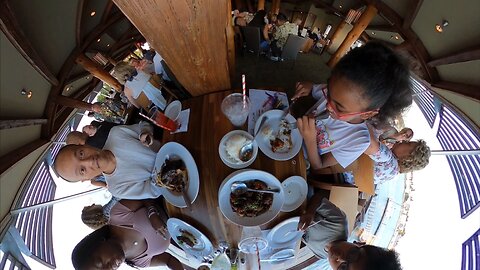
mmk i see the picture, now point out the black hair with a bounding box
[361,245,403,270]
[277,13,288,22]
[331,42,412,128]
[87,111,95,117]
[233,16,240,26]
[72,225,111,269]
[248,10,267,27]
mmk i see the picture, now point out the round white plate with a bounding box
[164,100,182,120]
[167,218,214,257]
[218,169,284,226]
[154,142,199,207]
[269,248,295,264]
[254,110,302,161]
[218,130,258,169]
[280,176,308,212]
[266,216,301,249]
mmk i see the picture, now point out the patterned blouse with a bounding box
[344,142,399,185]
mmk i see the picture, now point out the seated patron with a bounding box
[298,194,402,270]
[72,199,183,269]
[55,123,162,199]
[379,127,414,148]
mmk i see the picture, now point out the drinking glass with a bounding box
[238,226,267,254]
[221,93,250,127]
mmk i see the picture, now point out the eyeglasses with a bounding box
[336,246,362,270]
[321,87,378,120]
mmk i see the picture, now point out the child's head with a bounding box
[82,125,97,136]
[329,42,412,126]
[81,204,108,230]
[392,140,430,173]
[66,131,88,145]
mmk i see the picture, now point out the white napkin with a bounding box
[171,109,190,134]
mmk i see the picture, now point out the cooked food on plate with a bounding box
[225,134,250,163]
[177,229,197,248]
[230,180,274,217]
[267,120,292,153]
[156,157,188,193]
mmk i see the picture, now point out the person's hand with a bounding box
[91,103,102,113]
[292,81,314,100]
[139,132,153,147]
[150,217,168,240]
[297,211,315,231]
[297,116,317,145]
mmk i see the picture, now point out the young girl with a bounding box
[293,42,412,170]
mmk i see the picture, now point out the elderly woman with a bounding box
[72,199,183,269]
[54,123,162,199]
[379,127,414,148]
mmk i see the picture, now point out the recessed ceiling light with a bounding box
[395,36,399,40]
[371,32,376,35]
[85,76,90,79]
[90,11,96,17]
[339,5,343,9]
[435,20,449,33]
[97,38,101,42]
[107,44,110,47]
[21,89,33,99]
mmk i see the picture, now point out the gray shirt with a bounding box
[303,198,349,259]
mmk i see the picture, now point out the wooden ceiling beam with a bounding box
[402,0,423,29]
[0,1,59,86]
[364,0,439,83]
[313,0,346,18]
[75,0,86,46]
[0,119,48,130]
[43,12,124,138]
[366,24,397,32]
[0,138,49,175]
[101,0,115,23]
[431,81,480,101]
[428,45,480,67]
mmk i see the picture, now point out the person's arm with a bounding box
[263,24,271,42]
[297,192,324,231]
[123,86,141,108]
[297,116,338,170]
[119,199,168,239]
[364,126,380,156]
[149,253,184,269]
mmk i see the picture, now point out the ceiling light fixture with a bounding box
[339,5,343,9]
[395,36,399,40]
[21,89,33,99]
[90,11,96,17]
[97,38,101,42]
[107,44,110,47]
[371,32,376,35]
[435,20,449,33]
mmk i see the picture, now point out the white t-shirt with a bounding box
[103,123,162,199]
[310,84,370,168]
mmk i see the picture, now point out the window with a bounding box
[461,228,479,270]
[411,78,437,127]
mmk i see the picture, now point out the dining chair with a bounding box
[280,34,308,69]
[242,26,262,58]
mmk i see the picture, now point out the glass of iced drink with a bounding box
[221,93,250,127]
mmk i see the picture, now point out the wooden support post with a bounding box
[273,0,281,14]
[327,5,377,68]
[257,0,265,11]
[327,21,348,51]
[113,0,231,96]
[0,119,48,130]
[245,0,254,13]
[75,54,122,91]
[53,95,96,111]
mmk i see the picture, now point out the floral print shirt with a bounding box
[369,143,399,185]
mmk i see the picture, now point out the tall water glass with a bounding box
[221,93,250,127]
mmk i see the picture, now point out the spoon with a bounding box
[238,116,269,162]
[230,181,280,195]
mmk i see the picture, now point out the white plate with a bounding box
[218,169,284,226]
[218,130,258,169]
[164,100,182,120]
[267,216,301,249]
[154,142,199,207]
[281,176,308,212]
[167,218,214,257]
[254,110,302,161]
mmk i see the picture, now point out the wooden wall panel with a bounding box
[113,0,232,96]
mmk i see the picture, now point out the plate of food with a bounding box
[254,110,302,161]
[154,142,199,207]
[266,216,302,249]
[218,169,284,226]
[167,218,214,257]
[219,130,258,169]
[280,176,308,212]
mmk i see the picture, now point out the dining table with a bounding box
[162,90,309,269]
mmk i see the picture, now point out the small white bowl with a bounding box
[218,130,258,169]
[164,100,182,120]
